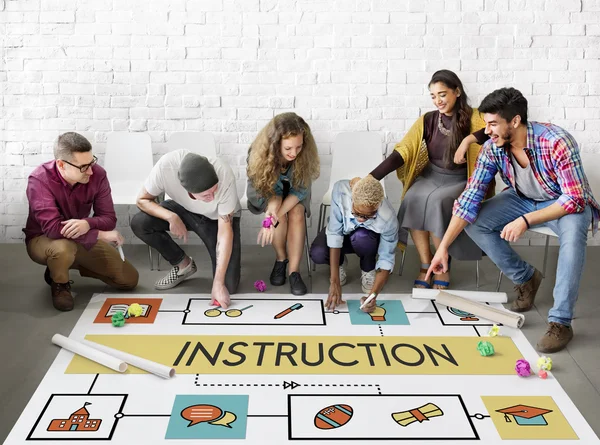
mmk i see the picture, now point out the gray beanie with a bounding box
[178,153,219,193]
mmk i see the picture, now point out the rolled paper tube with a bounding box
[52,334,127,373]
[435,291,525,329]
[413,288,508,303]
[82,339,175,379]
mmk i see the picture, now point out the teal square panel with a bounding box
[166,395,249,440]
[347,300,410,325]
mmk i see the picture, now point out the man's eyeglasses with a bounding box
[62,155,98,173]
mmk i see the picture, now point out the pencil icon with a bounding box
[274,303,303,319]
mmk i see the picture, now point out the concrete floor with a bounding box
[1,242,600,441]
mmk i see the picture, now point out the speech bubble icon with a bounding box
[181,404,223,427]
[209,410,237,428]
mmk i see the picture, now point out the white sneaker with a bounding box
[330,258,347,286]
[155,258,197,290]
[339,260,347,286]
[361,269,376,294]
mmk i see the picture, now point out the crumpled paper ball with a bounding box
[477,341,495,356]
[262,217,273,228]
[537,355,553,371]
[488,324,500,337]
[254,280,267,292]
[127,303,143,318]
[515,359,531,377]
[111,311,126,327]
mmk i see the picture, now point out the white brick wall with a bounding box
[2,0,600,246]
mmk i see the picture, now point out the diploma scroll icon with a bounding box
[274,303,303,319]
[392,403,444,427]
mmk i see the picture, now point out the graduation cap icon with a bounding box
[496,405,553,426]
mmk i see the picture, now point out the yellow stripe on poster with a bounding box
[65,335,522,375]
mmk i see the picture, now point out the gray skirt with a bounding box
[397,163,482,261]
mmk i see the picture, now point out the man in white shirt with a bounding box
[131,150,241,308]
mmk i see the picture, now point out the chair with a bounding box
[154,132,219,270]
[105,132,153,205]
[496,152,600,291]
[314,132,386,271]
[104,132,155,268]
[168,132,217,157]
[316,132,386,233]
[164,132,217,201]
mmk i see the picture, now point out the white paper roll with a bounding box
[52,334,128,373]
[435,291,525,329]
[412,287,508,303]
[83,339,175,379]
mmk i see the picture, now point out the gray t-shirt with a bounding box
[511,154,553,201]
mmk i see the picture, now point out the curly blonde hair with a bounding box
[350,175,384,209]
[247,112,320,199]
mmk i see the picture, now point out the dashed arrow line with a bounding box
[195,376,383,394]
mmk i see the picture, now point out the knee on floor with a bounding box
[112,264,140,290]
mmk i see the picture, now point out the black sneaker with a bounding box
[44,267,52,286]
[270,259,289,286]
[289,272,307,296]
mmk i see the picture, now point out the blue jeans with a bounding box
[465,188,592,326]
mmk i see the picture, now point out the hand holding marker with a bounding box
[359,293,377,310]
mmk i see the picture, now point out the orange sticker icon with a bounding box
[180,405,237,428]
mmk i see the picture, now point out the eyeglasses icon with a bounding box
[204,305,253,318]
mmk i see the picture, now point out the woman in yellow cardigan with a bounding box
[370,70,489,289]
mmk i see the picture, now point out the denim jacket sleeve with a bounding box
[325,182,345,248]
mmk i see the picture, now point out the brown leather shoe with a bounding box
[51,281,74,311]
[510,268,543,312]
[537,322,574,353]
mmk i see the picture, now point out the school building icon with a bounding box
[48,402,102,432]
